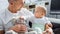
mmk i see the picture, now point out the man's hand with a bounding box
[0,30,5,34]
[45,23,53,30]
[43,28,53,34]
[19,24,27,32]
[9,24,27,33]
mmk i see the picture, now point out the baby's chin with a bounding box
[35,16,43,18]
[35,15,45,18]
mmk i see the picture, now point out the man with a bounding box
[0,0,34,34]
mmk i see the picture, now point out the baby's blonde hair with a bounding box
[35,5,47,14]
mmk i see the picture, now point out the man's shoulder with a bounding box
[21,8,29,12]
[21,8,31,12]
[0,9,6,17]
[21,8,34,15]
[0,9,6,14]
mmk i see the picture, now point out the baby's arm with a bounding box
[45,17,53,31]
[43,28,53,34]
[43,23,53,34]
[44,17,53,34]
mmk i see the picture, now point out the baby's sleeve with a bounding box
[45,17,53,27]
[45,17,51,24]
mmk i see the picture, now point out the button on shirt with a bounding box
[0,8,34,32]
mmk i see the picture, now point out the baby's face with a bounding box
[34,7,46,18]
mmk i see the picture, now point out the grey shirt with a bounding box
[0,8,34,32]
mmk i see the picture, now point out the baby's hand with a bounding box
[43,30,51,34]
[42,31,46,34]
[45,28,53,34]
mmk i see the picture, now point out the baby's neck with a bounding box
[36,17,43,19]
[35,16,45,19]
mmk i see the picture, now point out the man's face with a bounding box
[10,0,24,11]
[34,7,46,18]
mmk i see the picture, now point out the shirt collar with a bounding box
[6,8,14,16]
[6,8,23,16]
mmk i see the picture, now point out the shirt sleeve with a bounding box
[0,18,4,30]
[22,8,34,28]
[22,8,34,23]
[26,9,34,23]
[45,17,51,24]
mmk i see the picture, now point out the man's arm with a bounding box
[0,18,5,34]
[0,30,5,34]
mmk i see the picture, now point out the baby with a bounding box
[32,5,54,34]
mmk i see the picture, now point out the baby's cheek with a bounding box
[35,13,39,17]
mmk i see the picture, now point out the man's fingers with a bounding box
[9,24,21,32]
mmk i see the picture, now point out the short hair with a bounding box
[8,0,25,3]
[8,0,10,2]
[8,0,16,2]
[35,5,47,14]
